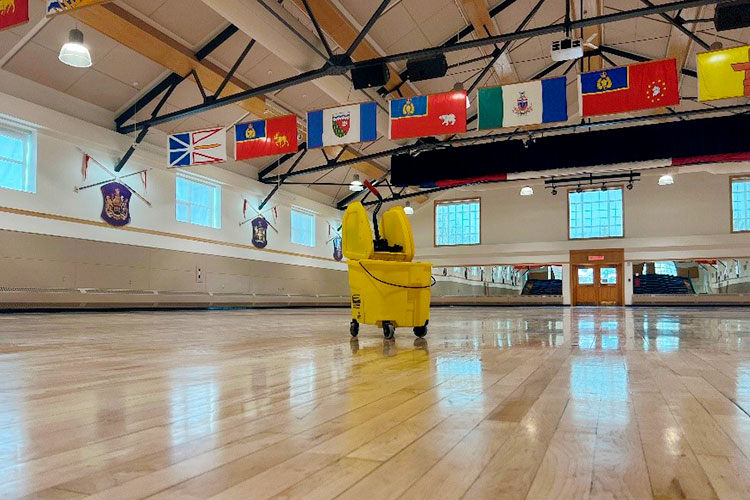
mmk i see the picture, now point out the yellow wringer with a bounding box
[342,181,433,339]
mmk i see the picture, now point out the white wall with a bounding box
[410,167,750,268]
[0,91,347,272]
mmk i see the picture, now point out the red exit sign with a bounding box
[588,255,605,261]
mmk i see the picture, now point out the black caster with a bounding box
[350,319,359,337]
[413,320,429,338]
[382,321,395,340]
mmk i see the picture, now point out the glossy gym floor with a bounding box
[2,306,750,499]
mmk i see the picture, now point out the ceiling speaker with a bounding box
[351,63,390,90]
[406,55,448,82]
[715,0,750,31]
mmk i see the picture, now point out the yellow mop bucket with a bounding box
[342,182,433,340]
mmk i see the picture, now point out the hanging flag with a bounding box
[697,45,750,101]
[81,153,90,182]
[307,102,378,149]
[579,59,680,117]
[251,217,269,249]
[389,91,467,140]
[46,0,108,16]
[242,199,248,219]
[1,0,28,31]
[100,182,132,227]
[140,171,147,191]
[478,76,567,130]
[235,114,298,160]
[168,127,226,167]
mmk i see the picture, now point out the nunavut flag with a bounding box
[235,114,298,161]
[1,0,29,31]
[698,45,750,101]
[389,91,467,140]
[579,59,680,117]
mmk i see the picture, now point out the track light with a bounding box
[59,29,92,68]
[551,188,558,196]
[349,174,364,192]
[658,174,674,186]
[601,184,607,191]
[576,185,582,193]
[627,183,634,190]
[520,186,534,196]
[404,201,414,215]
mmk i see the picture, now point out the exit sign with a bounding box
[588,255,605,261]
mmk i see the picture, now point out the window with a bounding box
[655,261,678,276]
[435,199,480,246]
[291,207,316,247]
[0,123,36,193]
[578,267,594,285]
[175,175,221,228]
[600,267,618,284]
[732,178,750,232]
[568,188,623,239]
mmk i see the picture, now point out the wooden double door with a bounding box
[570,249,625,306]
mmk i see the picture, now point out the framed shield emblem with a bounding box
[333,236,343,261]
[251,216,268,248]
[100,182,131,226]
[331,112,350,138]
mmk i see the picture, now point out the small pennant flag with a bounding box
[579,59,680,117]
[81,153,90,182]
[235,114,298,160]
[698,45,750,101]
[1,0,29,31]
[168,128,227,167]
[243,199,248,218]
[307,102,377,149]
[478,77,567,130]
[389,91,467,140]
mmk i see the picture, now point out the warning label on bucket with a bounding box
[351,294,361,309]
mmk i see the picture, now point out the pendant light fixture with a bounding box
[59,29,92,68]
[349,174,364,192]
[404,201,414,215]
[658,174,674,186]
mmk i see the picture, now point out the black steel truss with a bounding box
[119,0,729,134]
[262,102,750,185]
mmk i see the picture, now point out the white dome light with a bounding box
[349,174,364,192]
[658,174,674,186]
[59,29,92,68]
[520,186,534,196]
[404,201,414,215]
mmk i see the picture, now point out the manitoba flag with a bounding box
[235,114,298,161]
[1,0,29,31]
[389,91,467,140]
[579,59,680,117]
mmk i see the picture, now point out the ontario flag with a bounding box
[235,114,298,161]
[579,59,680,117]
[168,128,227,167]
[389,91,467,140]
[1,0,29,31]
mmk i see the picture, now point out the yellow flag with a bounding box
[698,45,750,101]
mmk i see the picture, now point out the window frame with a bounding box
[290,206,317,248]
[0,121,37,194]
[175,174,222,229]
[433,197,482,247]
[730,176,750,233]
[567,186,625,240]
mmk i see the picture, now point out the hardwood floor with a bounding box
[1,306,750,499]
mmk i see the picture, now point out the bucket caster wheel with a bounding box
[382,321,395,340]
[350,320,359,337]
[413,322,428,338]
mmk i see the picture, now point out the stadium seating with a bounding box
[633,274,695,294]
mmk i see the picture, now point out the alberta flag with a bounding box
[307,102,377,149]
[168,128,227,167]
[478,77,568,130]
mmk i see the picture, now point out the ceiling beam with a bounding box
[73,3,271,119]
[290,0,416,97]
[571,0,603,71]
[459,0,517,84]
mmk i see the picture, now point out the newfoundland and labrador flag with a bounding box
[235,114,298,160]
[478,76,567,130]
[1,0,29,31]
[579,59,680,117]
[168,128,227,167]
[307,102,377,149]
[389,91,467,140]
[697,45,750,101]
